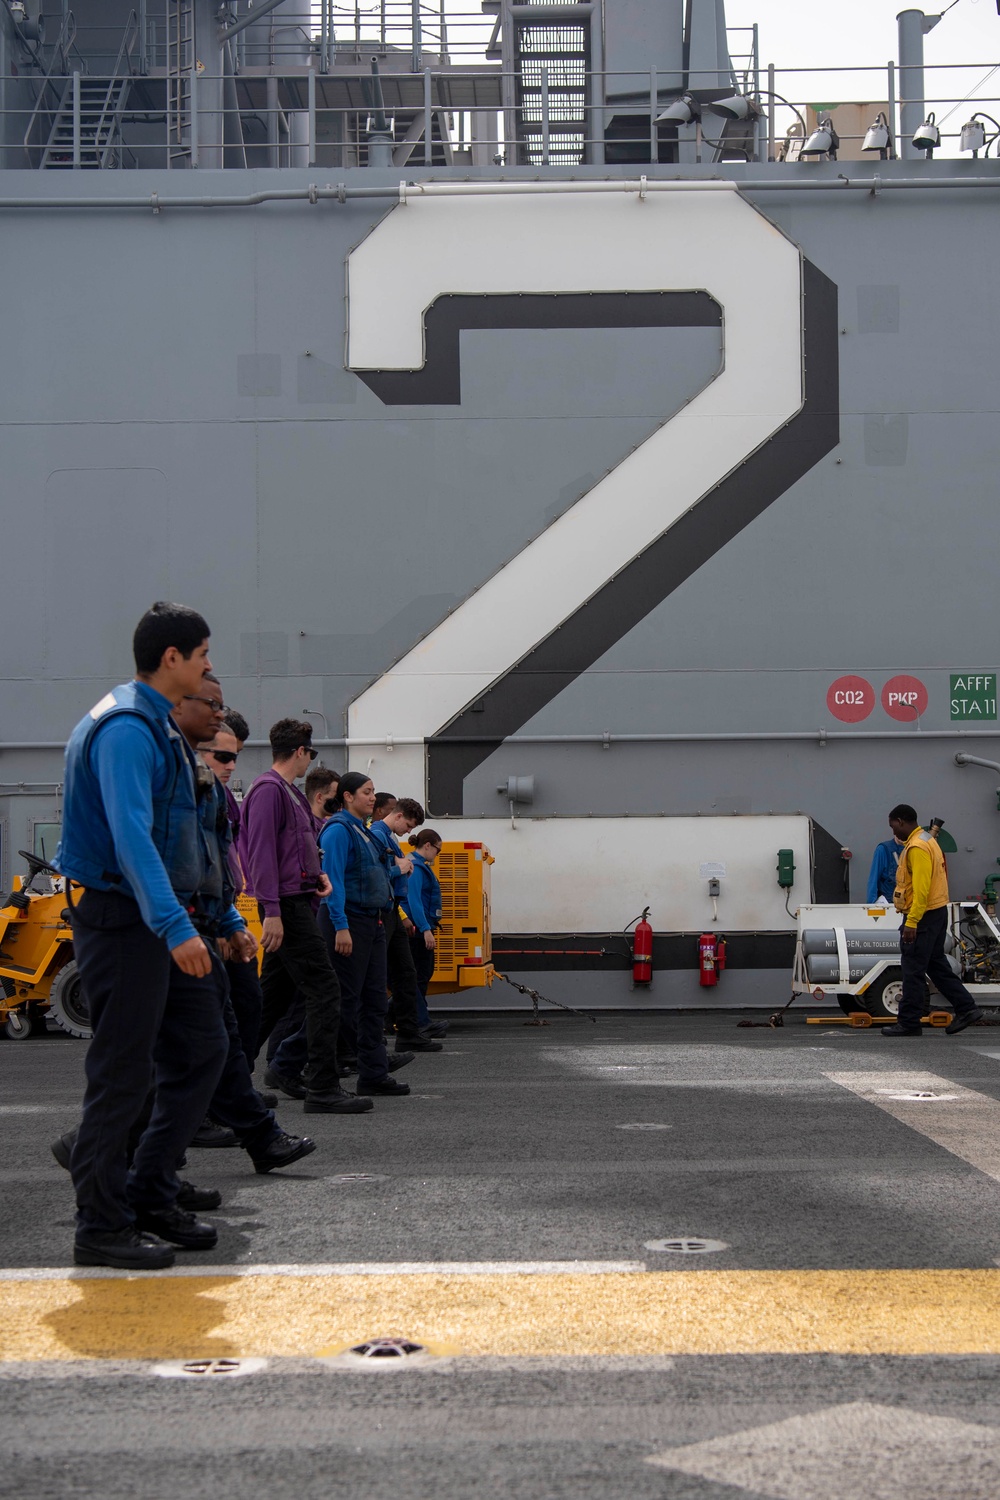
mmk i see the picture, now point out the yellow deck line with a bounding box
[1,1270,999,1361]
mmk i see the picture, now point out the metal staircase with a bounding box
[513,9,589,166]
[39,76,131,169]
[35,13,137,170]
[167,0,195,166]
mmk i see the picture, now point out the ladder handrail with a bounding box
[23,12,79,166]
[96,12,139,169]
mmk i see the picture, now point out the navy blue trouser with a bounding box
[899,906,978,1029]
[384,906,425,1043]
[324,906,390,1084]
[409,931,436,1031]
[69,889,229,1234]
[266,995,304,1063]
[224,954,263,1071]
[207,990,279,1151]
[256,895,342,1097]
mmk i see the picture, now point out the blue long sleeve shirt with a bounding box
[867,837,903,903]
[367,819,407,903]
[405,852,442,934]
[319,813,363,932]
[87,688,200,949]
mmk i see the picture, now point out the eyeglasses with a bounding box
[302,746,318,760]
[184,694,226,713]
[206,749,238,765]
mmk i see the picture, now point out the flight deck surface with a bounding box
[1,1013,999,1498]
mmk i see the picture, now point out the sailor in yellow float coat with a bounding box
[885,802,982,1037]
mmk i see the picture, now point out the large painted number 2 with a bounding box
[345,185,838,810]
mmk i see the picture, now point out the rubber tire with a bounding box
[46,960,91,1040]
[837,967,927,1021]
[4,1008,40,1040]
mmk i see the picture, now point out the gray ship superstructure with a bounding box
[2,0,1000,1009]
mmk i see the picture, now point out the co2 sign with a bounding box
[827,675,874,723]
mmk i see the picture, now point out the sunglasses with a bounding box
[302,746,318,760]
[206,749,239,765]
[184,694,226,713]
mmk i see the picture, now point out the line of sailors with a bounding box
[53,603,449,1272]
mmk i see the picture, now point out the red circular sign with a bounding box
[881,674,928,722]
[827,675,875,723]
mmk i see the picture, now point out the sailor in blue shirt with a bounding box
[867,834,904,903]
[405,828,446,1033]
[369,797,443,1051]
[56,603,237,1271]
[319,772,414,1095]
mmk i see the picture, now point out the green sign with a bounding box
[950,673,997,721]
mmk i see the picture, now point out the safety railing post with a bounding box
[424,66,432,164]
[190,65,199,167]
[541,65,550,165]
[308,67,316,165]
[767,61,775,161]
[649,67,657,162]
[72,70,81,169]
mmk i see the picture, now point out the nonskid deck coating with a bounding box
[3,1014,1000,1498]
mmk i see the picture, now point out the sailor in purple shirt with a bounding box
[239,719,371,1115]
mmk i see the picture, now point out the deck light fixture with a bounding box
[912,112,940,156]
[657,94,701,124]
[862,111,893,159]
[711,93,755,121]
[800,116,839,160]
[960,117,987,155]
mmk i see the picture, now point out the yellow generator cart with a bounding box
[406,840,494,997]
[0,851,88,1040]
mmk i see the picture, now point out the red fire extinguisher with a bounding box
[699,932,727,987]
[630,907,653,989]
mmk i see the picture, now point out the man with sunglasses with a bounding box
[242,720,370,1114]
[198,719,262,1073]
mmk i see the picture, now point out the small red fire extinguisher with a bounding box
[630,907,653,989]
[699,932,726,987]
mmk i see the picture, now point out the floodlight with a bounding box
[800,117,839,159]
[657,94,700,125]
[711,93,754,121]
[960,117,987,154]
[912,112,940,155]
[862,111,893,158]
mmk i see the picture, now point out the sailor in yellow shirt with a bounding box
[884,802,983,1037]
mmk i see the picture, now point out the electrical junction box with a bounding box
[776,849,796,888]
[402,840,495,994]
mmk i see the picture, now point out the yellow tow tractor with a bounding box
[0,850,89,1040]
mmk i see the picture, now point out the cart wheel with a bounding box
[47,960,91,1040]
[837,968,923,1021]
[4,1008,37,1040]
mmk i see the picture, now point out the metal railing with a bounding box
[6,62,1000,173]
[21,11,83,169]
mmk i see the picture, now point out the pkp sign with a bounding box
[881,675,928,722]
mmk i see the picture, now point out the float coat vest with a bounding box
[326,811,393,913]
[56,681,209,901]
[893,828,949,916]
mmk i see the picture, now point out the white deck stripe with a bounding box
[0,1260,647,1283]
[825,1070,1000,1184]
